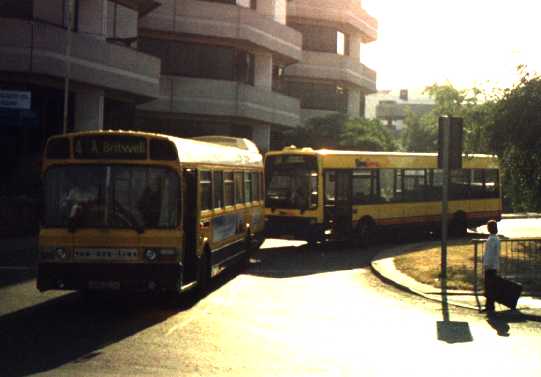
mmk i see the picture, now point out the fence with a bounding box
[473,238,541,294]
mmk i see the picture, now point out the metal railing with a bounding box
[473,238,541,294]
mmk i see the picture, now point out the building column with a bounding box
[75,89,105,131]
[252,124,271,153]
[254,53,273,91]
[347,88,361,118]
[349,35,361,61]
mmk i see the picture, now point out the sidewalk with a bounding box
[0,236,38,253]
[371,243,541,314]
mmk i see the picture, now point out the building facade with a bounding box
[136,0,303,152]
[278,0,378,123]
[0,0,161,198]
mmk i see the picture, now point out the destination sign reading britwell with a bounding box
[74,136,147,159]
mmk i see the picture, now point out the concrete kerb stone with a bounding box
[370,241,541,313]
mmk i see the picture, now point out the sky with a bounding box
[362,0,541,93]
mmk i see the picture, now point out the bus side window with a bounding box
[200,171,212,210]
[234,172,244,204]
[213,171,223,208]
[224,172,234,206]
[379,169,396,202]
[244,172,252,203]
[485,169,499,198]
[325,171,335,203]
[251,172,258,201]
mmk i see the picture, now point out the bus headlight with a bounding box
[55,248,67,260]
[144,249,158,262]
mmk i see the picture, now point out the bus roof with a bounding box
[266,147,499,169]
[45,130,263,167]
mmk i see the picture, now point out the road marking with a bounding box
[0,266,33,271]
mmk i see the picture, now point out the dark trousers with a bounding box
[484,269,497,311]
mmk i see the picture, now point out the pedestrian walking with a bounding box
[482,219,500,315]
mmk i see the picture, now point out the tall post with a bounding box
[440,117,450,281]
[62,0,74,134]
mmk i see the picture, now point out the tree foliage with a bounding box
[489,68,541,211]
[287,113,397,151]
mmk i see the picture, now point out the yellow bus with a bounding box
[264,147,501,243]
[37,131,264,295]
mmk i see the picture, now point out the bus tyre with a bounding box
[451,212,467,237]
[196,250,210,296]
[357,218,375,246]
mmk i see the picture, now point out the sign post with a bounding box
[63,0,75,134]
[439,117,450,280]
[438,116,463,281]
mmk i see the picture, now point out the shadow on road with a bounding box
[0,291,198,377]
[247,240,380,278]
[486,310,541,336]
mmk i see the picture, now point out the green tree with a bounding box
[401,108,437,152]
[339,117,398,151]
[488,67,541,211]
[287,113,397,151]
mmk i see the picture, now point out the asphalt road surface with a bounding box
[1,219,540,377]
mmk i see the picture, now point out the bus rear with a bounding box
[264,149,322,242]
[37,132,184,293]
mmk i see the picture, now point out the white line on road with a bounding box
[0,266,33,271]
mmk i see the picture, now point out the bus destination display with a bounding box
[74,136,147,159]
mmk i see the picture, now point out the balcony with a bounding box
[140,0,302,63]
[0,18,161,101]
[138,76,301,128]
[287,0,378,42]
[284,51,377,92]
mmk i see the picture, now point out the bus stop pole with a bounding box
[441,118,450,281]
[62,0,74,135]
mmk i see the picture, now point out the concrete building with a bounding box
[279,0,378,123]
[136,0,303,152]
[365,89,434,131]
[0,1,379,235]
[0,0,161,196]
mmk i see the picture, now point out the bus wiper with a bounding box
[113,200,145,234]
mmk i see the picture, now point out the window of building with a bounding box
[1,0,33,19]
[286,82,348,112]
[139,39,254,84]
[199,0,256,8]
[200,171,212,210]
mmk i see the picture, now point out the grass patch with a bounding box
[394,241,480,291]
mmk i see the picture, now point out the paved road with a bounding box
[1,221,540,376]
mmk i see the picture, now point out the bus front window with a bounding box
[265,162,318,210]
[44,166,179,231]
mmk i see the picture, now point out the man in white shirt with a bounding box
[482,219,500,315]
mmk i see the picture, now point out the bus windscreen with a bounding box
[44,165,179,231]
[265,155,318,210]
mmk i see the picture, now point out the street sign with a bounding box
[0,90,31,110]
[438,116,463,169]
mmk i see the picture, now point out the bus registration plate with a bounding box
[88,281,121,290]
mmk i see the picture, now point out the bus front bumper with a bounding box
[37,262,183,293]
[264,216,323,240]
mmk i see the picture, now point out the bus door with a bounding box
[325,170,353,236]
[182,168,199,282]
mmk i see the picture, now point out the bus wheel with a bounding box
[357,218,375,246]
[196,249,211,295]
[451,212,467,237]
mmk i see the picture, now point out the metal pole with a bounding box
[62,0,74,134]
[441,117,450,281]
